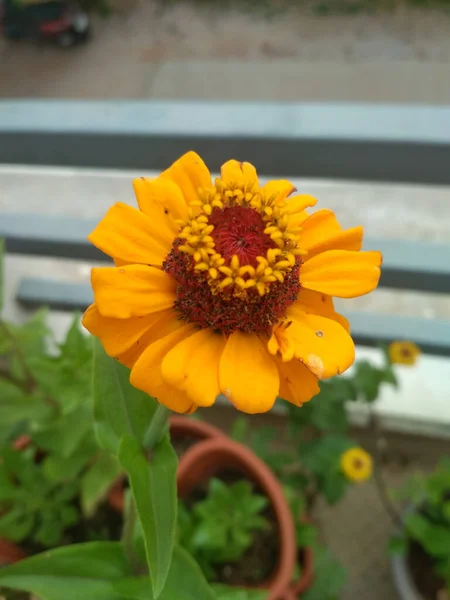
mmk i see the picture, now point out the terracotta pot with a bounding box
[13,435,31,451]
[280,590,296,600]
[0,539,27,566]
[290,545,314,597]
[108,416,225,513]
[177,437,297,600]
[169,416,225,442]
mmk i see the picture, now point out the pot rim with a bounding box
[169,416,226,440]
[177,437,297,600]
[290,544,314,595]
[391,550,425,600]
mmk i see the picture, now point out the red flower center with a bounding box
[209,206,276,267]
[162,239,301,336]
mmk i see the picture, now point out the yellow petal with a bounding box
[292,289,350,333]
[284,194,318,215]
[117,308,186,369]
[130,324,197,413]
[269,312,355,378]
[277,358,320,407]
[88,202,172,266]
[92,265,176,318]
[220,160,258,189]
[300,250,382,298]
[160,151,211,204]
[82,304,172,356]
[133,177,188,234]
[219,332,279,414]
[161,329,226,407]
[300,210,363,259]
[262,180,296,203]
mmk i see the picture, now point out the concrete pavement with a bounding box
[1,1,450,102]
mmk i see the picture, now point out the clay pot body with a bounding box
[177,437,297,600]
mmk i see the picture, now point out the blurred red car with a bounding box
[0,0,91,48]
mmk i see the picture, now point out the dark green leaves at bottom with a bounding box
[119,434,178,598]
[0,543,216,600]
[0,542,132,600]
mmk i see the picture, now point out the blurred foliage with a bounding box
[178,478,269,580]
[389,459,450,592]
[231,344,401,598]
[0,242,121,550]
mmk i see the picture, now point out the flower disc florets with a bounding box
[162,172,305,335]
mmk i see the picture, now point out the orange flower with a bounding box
[389,341,420,366]
[341,447,373,482]
[83,152,382,414]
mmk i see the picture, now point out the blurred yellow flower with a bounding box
[389,341,420,366]
[341,447,373,482]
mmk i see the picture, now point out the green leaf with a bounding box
[159,547,216,600]
[381,365,398,388]
[60,313,92,362]
[32,405,93,458]
[0,379,51,426]
[302,544,346,600]
[443,501,450,521]
[0,508,34,543]
[42,437,96,482]
[0,238,4,312]
[321,471,348,505]
[352,361,385,403]
[296,522,318,548]
[212,584,267,599]
[0,542,132,600]
[7,308,50,373]
[81,451,123,518]
[114,546,217,600]
[93,340,157,453]
[388,535,408,556]
[406,513,450,558]
[230,418,249,443]
[119,434,178,598]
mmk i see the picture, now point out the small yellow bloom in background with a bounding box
[83,152,382,415]
[341,447,373,482]
[389,341,420,366]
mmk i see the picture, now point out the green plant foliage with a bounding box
[178,478,269,578]
[0,543,217,600]
[119,434,178,598]
[302,542,347,600]
[93,339,157,454]
[394,459,450,590]
[0,311,122,548]
[0,446,79,546]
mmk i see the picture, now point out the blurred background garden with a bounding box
[0,0,450,599]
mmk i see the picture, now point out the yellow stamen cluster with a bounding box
[177,177,307,297]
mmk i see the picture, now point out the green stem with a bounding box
[143,404,171,451]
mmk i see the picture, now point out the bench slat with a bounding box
[16,278,450,357]
[2,101,450,184]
